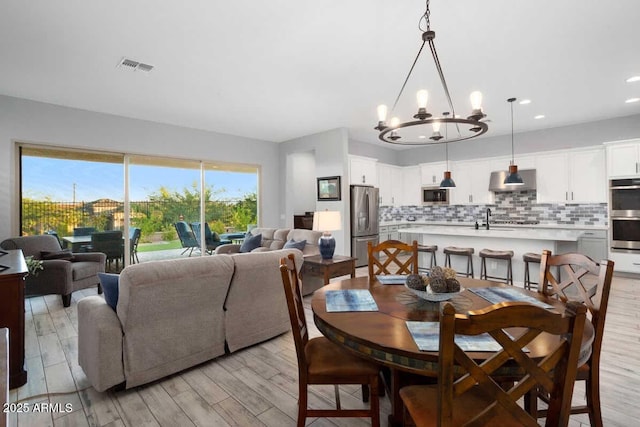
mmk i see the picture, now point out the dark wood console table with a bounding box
[0,249,28,389]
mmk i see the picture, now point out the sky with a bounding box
[22,157,257,201]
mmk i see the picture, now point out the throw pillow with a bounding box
[41,249,75,261]
[283,239,306,251]
[239,233,262,253]
[98,273,120,311]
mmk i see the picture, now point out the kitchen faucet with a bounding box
[485,208,491,230]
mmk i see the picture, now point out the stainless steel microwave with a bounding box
[422,186,449,205]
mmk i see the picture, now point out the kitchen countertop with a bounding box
[381,220,608,231]
[397,225,585,242]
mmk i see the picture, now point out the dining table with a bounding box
[311,276,594,427]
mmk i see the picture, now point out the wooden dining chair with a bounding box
[527,250,615,427]
[279,253,381,427]
[368,240,418,286]
[399,300,587,427]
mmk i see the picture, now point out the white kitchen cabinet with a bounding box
[450,159,494,205]
[402,166,421,206]
[420,162,447,186]
[349,156,378,186]
[378,163,404,206]
[578,230,608,262]
[537,148,606,203]
[605,139,640,177]
[608,251,640,274]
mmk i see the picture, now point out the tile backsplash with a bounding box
[380,191,608,226]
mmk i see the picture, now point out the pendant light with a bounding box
[504,97,524,186]
[440,112,456,188]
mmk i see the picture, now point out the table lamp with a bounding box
[312,210,342,259]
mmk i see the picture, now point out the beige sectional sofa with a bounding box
[78,248,303,392]
[214,227,322,257]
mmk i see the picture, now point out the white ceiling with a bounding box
[1,0,639,149]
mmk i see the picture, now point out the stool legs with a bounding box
[445,253,474,278]
[480,257,513,285]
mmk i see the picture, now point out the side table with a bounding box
[301,255,356,295]
[0,250,28,389]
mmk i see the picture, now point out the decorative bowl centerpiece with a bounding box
[404,267,465,301]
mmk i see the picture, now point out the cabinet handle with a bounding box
[565,191,568,201]
[571,191,574,200]
[433,175,436,184]
[362,175,365,184]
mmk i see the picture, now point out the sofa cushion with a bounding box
[240,233,262,253]
[287,229,322,256]
[98,273,120,310]
[283,239,306,251]
[41,249,75,261]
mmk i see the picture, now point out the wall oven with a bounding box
[610,178,640,252]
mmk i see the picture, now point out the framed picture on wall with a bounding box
[317,176,341,201]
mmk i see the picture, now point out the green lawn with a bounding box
[137,240,182,252]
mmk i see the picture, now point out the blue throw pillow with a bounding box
[98,273,119,311]
[239,233,262,253]
[283,239,306,251]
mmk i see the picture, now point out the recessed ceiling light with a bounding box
[534,115,545,119]
[626,98,640,104]
[626,76,640,83]
[519,99,531,105]
[419,135,426,139]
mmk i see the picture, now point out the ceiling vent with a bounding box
[117,57,154,73]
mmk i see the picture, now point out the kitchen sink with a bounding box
[469,227,516,231]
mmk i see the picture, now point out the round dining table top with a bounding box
[311,276,594,376]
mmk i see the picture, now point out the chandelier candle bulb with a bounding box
[377,104,387,122]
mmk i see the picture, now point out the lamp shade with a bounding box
[312,210,341,259]
[312,211,342,232]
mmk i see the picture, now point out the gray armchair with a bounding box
[0,235,106,307]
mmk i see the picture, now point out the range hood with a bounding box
[489,169,537,192]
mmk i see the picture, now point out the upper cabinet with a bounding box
[402,166,421,206]
[378,163,403,206]
[605,139,640,178]
[420,162,447,186]
[537,148,606,203]
[449,159,494,205]
[349,155,378,186]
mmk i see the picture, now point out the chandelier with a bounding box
[374,0,488,145]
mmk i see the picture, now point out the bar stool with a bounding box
[443,246,474,278]
[417,244,438,274]
[522,252,542,290]
[479,249,514,285]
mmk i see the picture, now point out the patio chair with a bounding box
[174,221,198,256]
[129,227,141,264]
[73,227,97,252]
[190,222,232,254]
[90,230,124,271]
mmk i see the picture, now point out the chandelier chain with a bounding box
[420,0,431,32]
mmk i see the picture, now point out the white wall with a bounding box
[287,151,316,214]
[0,95,281,239]
[280,128,350,256]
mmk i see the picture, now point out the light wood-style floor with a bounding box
[7,269,640,427]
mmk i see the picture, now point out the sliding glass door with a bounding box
[19,144,260,270]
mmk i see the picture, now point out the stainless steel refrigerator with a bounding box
[350,185,379,267]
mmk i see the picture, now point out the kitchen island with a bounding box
[398,225,584,287]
